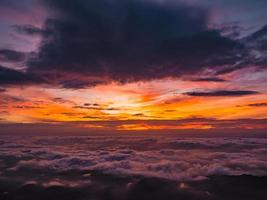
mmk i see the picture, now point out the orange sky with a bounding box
[1,76,267,132]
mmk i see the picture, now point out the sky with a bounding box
[0,0,267,134]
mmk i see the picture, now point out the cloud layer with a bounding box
[1,134,267,181]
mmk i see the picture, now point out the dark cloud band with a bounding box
[185,90,259,97]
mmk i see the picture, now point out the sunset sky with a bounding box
[0,0,267,133]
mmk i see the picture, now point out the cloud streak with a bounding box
[247,103,267,107]
[185,90,259,97]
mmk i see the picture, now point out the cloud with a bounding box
[241,25,267,67]
[247,103,267,107]
[0,49,26,62]
[2,0,266,88]
[0,88,6,92]
[59,79,107,89]
[0,0,265,89]
[42,178,90,188]
[0,1,265,89]
[211,24,267,75]
[185,90,259,97]
[245,25,267,45]
[1,135,267,182]
[0,65,42,86]
[191,77,226,82]
[13,105,42,109]
[0,94,26,105]
[23,0,242,87]
[12,24,49,36]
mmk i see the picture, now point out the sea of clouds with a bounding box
[0,134,267,182]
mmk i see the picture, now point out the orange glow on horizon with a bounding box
[117,123,214,131]
[1,78,267,131]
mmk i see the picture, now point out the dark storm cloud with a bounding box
[1,0,265,88]
[0,49,26,62]
[0,65,42,86]
[25,0,242,85]
[185,90,259,97]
